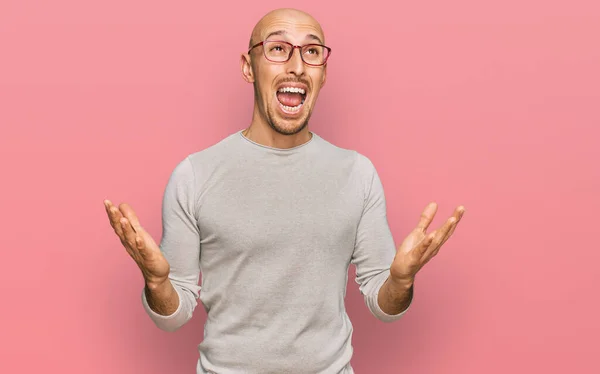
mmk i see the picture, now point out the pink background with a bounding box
[1,0,598,373]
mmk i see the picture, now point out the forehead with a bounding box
[257,13,324,44]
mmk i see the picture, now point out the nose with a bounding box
[286,46,305,76]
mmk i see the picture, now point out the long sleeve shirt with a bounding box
[141,129,410,374]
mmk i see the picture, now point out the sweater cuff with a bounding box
[141,285,187,332]
[370,273,411,323]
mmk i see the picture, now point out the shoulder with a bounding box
[186,131,240,169]
[312,134,379,200]
[167,131,240,187]
[312,133,373,169]
[313,133,376,174]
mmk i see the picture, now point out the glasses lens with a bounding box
[263,41,292,62]
[302,45,328,65]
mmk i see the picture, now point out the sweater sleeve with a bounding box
[141,156,202,332]
[350,154,411,323]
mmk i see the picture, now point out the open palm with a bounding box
[390,202,465,281]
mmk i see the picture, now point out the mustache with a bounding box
[275,77,310,90]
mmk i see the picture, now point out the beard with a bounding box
[253,78,314,136]
[265,101,312,136]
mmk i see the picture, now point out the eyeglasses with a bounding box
[248,40,332,66]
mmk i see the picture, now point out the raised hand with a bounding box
[104,200,170,287]
[390,202,465,282]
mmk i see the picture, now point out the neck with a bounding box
[243,105,312,149]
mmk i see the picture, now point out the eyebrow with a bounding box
[264,30,324,45]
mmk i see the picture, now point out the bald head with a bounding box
[249,8,325,49]
[241,8,328,138]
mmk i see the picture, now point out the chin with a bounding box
[269,119,308,136]
[266,106,311,136]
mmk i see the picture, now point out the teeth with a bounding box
[278,87,306,95]
[280,103,303,112]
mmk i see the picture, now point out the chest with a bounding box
[196,166,364,264]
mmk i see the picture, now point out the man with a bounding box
[104,8,465,374]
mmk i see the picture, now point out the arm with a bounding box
[377,275,414,315]
[144,279,180,317]
[350,150,467,323]
[351,154,412,323]
[141,156,202,332]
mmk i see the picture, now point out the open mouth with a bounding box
[275,86,307,114]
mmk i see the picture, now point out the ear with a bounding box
[321,64,327,87]
[241,53,255,83]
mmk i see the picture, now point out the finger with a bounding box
[440,219,460,247]
[452,205,466,223]
[439,206,465,246]
[120,216,147,260]
[134,235,151,260]
[120,217,138,250]
[107,204,126,239]
[104,200,120,225]
[118,203,143,234]
[415,202,438,232]
[104,199,114,221]
[415,231,437,258]
[422,216,455,261]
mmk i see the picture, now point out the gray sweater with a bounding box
[141,130,410,373]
